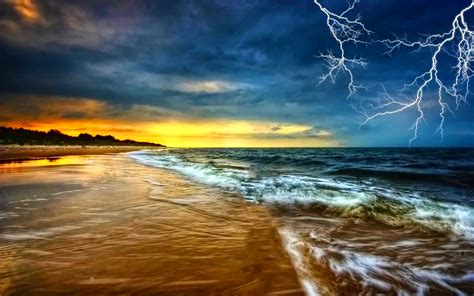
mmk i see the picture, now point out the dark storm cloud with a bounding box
[0,0,473,146]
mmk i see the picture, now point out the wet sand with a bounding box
[0,145,161,161]
[0,154,303,295]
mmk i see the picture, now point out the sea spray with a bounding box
[129,149,474,241]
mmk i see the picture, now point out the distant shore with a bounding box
[0,145,162,161]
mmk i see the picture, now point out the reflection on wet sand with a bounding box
[0,155,302,295]
[0,156,86,174]
[2,153,473,295]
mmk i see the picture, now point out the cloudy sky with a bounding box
[1,0,473,147]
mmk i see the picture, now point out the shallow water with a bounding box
[130,148,474,295]
[0,154,301,295]
[1,150,473,295]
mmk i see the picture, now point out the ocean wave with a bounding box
[314,245,473,294]
[130,151,247,191]
[327,167,474,189]
[129,150,474,241]
[280,227,474,295]
[278,227,320,296]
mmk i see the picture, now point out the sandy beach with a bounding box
[0,152,302,295]
[2,150,473,295]
[0,145,161,161]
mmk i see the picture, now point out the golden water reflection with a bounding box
[0,156,85,172]
[0,155,302,295]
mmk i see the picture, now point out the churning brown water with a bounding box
[275,206,474,295]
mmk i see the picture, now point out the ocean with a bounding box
[130,148,474,295]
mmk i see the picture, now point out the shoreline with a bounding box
[0,154,303,295]
[0,145,162,161]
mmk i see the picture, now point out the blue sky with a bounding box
[0,0,473,147]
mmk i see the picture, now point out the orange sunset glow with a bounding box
[1,1,474,295]
[1,95,339,147]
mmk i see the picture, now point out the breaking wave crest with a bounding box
[129,150,474,241]
[279,227,474,295]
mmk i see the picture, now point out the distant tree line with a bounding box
[0,126,165,147]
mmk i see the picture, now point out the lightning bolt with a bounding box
[314,0,372,97]
[315,0,474,146]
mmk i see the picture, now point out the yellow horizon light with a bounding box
[3,119,339,148]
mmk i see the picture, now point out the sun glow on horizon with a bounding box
[0,96,340,147]
[3,119,340,148]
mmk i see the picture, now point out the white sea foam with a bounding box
[253,175,373,207]
[130,152,245,190]
[311,244,471,295]
[129,151,474,241]
[278,227,321,296]
[280,226,472,295]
